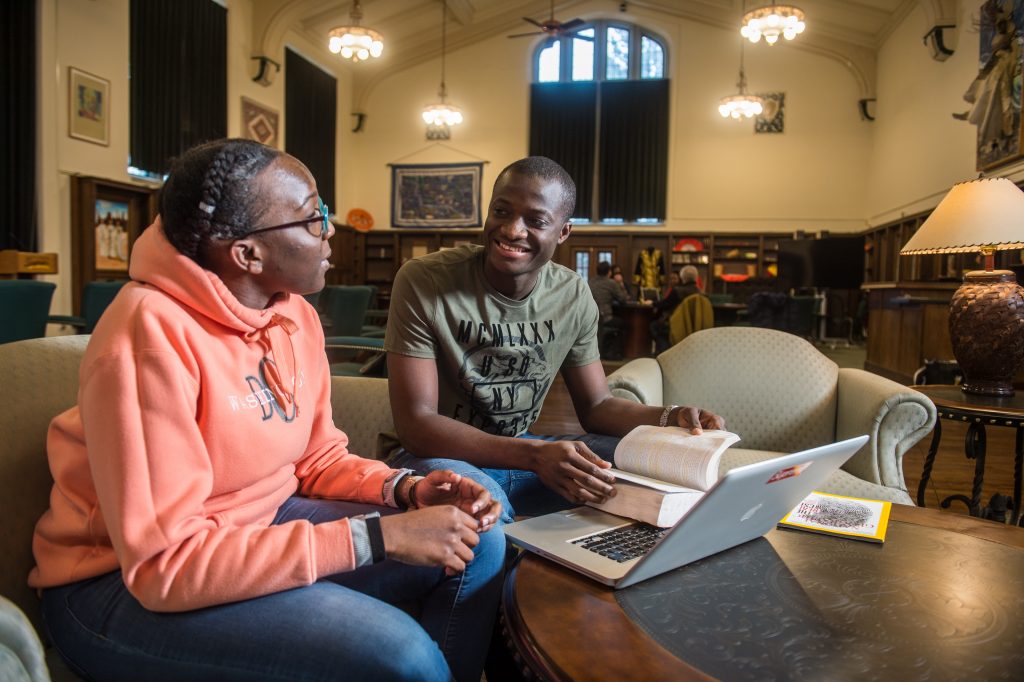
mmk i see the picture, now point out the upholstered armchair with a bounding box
[606,327,937,504]
[0,335,397,680]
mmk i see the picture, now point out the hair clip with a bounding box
[198,201,215,215]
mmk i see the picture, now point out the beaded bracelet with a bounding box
[659,404,679,428]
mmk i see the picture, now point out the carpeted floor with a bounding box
[815,342,867,369]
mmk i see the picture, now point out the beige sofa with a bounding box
[606,327,937,504]
[0,335,396,680]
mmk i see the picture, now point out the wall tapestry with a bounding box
[241,97,279,148]
[391,163,483,227]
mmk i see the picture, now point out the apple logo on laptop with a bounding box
[740,503,764,522]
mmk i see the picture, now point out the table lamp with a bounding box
[900,177,1024,396]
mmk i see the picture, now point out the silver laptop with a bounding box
[504,435,869,589]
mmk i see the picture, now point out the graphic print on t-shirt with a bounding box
[451,319,556,436]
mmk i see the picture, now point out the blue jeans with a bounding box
[40,496,505,682]
[389,433,622,525]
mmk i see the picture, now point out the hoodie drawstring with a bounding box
[247,313,301,419]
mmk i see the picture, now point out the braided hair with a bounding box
[160,138,282,265]
[496,156,576,222]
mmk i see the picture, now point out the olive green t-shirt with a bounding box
[384,244,600,437]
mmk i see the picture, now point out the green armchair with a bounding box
[0,281,56,345]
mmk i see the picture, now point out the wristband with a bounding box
[659,404,679,428]
[363,512,387,564]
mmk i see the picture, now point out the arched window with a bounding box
[530,23,668,223]
[535,23,666,83]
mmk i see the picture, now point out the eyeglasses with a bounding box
[247,198,331,240]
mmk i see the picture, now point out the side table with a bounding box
[912,385,1024,525]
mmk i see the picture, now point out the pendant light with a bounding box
[421,0,463,127]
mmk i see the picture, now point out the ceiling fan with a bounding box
[507,1,592,40]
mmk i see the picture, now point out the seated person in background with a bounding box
[384,156,723,524]
[29,138,503,682]
[587,260,628,360]
[650,265,702,354]
[610,263,635,300]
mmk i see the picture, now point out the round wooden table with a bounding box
[913,385,1024,524]
[502,505,1024,680]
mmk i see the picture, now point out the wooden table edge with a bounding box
[502,507,1024,681]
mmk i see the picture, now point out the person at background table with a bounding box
[29,138,503,682]
[384,156,723,524]
[588,260,628,360]
[610,262,635,300]
[650,265,702,354]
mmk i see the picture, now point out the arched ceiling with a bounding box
[251,0,953,108]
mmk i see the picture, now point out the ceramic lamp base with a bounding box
[949,270,1024,396]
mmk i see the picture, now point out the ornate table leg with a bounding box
[941,421,986,517]
[917,418,942,507]
[1014,427,1022,527]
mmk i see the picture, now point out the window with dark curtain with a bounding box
[530,22,668,223]
[285,49,337,211]
[1,0,37,250]
[599,80,668,221]
[530,81,668,222]
[130,0,226,176]
[529,83,597,221]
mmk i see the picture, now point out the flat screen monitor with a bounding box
[777,236,865,290]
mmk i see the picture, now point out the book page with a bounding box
[613,426,740,490]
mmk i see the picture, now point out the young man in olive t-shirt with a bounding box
[385,157,723,522]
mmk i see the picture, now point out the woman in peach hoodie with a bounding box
[30,139,503,682]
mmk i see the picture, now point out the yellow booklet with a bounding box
[778,491,892,543]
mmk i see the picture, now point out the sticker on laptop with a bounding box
[766,462,811,483]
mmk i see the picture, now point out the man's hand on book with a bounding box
[529,441,617,504]
[671,406,725,435]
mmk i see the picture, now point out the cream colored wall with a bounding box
[866,1,983,226]
[349,2,872,235]
[39,0,136,319]
[36,0,354,318]
[668,22,870,233]
[32,0,1016,317]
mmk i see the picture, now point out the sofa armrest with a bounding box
[330,376,395,460]
[0,596,48,682]
[606,358,664,405]
[836,368,936,495]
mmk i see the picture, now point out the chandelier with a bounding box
[741,5,806,45]
[421,0,463,127]
[719,41,763,119]
[328,0,383,62]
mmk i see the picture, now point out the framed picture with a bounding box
[70,176,157,315]
[973,0,1024,170]
[755,92,785,134]
[93,199,130,271]
[68,67,110,146]
[391,163,483,228]
[241,97,280,148]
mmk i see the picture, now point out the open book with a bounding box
[587,425,740,527]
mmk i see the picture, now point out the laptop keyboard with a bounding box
[570,523,669,563]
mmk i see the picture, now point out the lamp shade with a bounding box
[900,177,1024,255]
